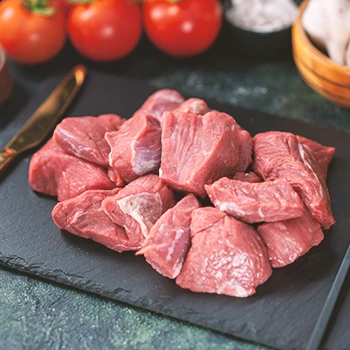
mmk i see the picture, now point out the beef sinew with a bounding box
[29,139,115,201]
[53,114,125,167]
[137,89,184,121]
[160,111,242,197]
[206,178,304,224]
[253,131,335,230]
[52,188,141,252]
[137,194,201,279]
[176,207,272,298]
[102,175,175,250]
[258,207,324,268]
[105,111,162,183]
[296,135,335,180]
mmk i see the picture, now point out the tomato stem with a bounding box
[128,0,181,4]
[68,0,94,4]
[22,0,55,15]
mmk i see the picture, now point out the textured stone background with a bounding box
[1,35,350,350]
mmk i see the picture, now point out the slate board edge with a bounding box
[0,258,278,350]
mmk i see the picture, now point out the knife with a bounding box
[0,64,86,174]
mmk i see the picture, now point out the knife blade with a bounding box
[0,64,86,174]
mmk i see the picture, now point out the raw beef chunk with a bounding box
[54,114,125,166]
[52,188,140,252]
[206,178,304,223]
[105,111,162,183]
[102,175,175,250]
[160,111,241,197]
[232,172,262,183]
[29,139,115,201]
[176,207,272,298]
[253,131,335,230]
[138,89,184,120]
[258,208,324,268]
[233,126,253,173]
[173,98,209,115]
[137,194,201,279]
[296,135,335,179]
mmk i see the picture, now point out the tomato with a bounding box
[143,0,223,57]
[52,0,71,14]
[67,0,142,62]
[0,0,66,65]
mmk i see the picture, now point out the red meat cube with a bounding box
[253,131,335,230]
[172,98,209,115]
[206,178,304,223]
[233,126,253,173]
[296,135,335,180]
[102,175,175,250]
[137,89,184,121]
[176,207,272,298]
[53,114,125,167]
[258,208,324,268]
[160,110,241,197]
[137,194,201,279]
[105,111,161,183]
[29,139,115,201]
[52,188,141,252]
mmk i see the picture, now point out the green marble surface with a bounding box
[1,37,350,350]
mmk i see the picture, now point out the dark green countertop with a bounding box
[1,37,350,350]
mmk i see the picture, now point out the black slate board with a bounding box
[0,71,349,350]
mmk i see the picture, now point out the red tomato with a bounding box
[143,0,223,57]
[67,0,142,62]
[0,0,66,65]
[52,0,71,14]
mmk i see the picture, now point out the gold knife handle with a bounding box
[0,149,15,174]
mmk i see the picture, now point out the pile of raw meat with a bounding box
[28,89,336,298]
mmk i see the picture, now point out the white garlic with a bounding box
[345,41,350,66]
[302,0,350,66]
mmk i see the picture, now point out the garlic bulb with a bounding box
[302,0,350,66]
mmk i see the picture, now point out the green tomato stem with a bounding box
[22,0,55,16]
[68,0,94,4]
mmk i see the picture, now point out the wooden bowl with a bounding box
[0,45,13,105]
[292,1,350,108]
